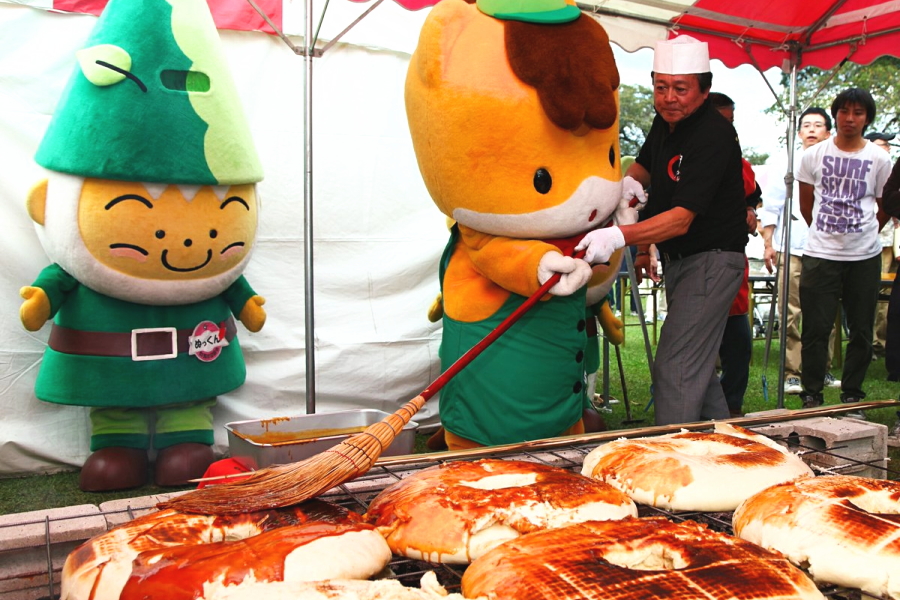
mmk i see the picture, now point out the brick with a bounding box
[99,490,189,528]
[750,417,888,478]
[0,583,60,600]
[808,458,889,479]
[0,541,73,592]
[0,505,104,552]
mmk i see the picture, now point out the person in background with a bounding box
[797,88,892,414]
[865,131,894,153]
[864,131,897,359]
[708,92,761,417]
[759,107,841,396]
[577,35,748,426]
[879,143,900,442]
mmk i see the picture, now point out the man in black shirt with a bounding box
[577,35,748,425]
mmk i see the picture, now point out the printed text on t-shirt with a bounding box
[815,155,873,233]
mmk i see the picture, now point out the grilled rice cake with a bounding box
[733,475,900,599]
[63,500,391,600]
[581,423,813,512]
[462,517,824,600]
[366,459,636,564]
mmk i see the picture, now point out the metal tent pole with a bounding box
[243,0,402,416]
[775,51,800,409]
[624,249,655,373]
[303,0,317,413]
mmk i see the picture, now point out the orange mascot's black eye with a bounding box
[609,147,616,167]
[155,230,166,239]
[533,168,552,194]
[210,229,218,239]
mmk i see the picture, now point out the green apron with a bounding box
[438,228,586,446]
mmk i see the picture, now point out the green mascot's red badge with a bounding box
[189,320,229,362]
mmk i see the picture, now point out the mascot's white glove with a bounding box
[537,252,592,296]
[615,176,646,226]
[575,226,625,265]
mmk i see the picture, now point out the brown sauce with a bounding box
[234,425,369,445]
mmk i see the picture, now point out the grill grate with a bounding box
[314,435,894,597]
[5,427,894,600]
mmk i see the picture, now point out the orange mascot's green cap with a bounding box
[476,0,581,23]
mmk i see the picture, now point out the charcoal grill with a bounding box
[5,402,898,600]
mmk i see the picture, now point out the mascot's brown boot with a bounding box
[79,447,149,492]
[155,442,215,487]
[582,407,607,434]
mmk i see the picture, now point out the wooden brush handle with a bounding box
[419,249,586,402]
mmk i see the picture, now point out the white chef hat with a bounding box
[653,35,710,74]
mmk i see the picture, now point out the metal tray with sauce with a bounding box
[226,409,419,469]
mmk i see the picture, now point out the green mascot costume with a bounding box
[19,0,266,491]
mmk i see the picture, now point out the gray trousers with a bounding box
[654,250,745,425]
[799,254,881,397]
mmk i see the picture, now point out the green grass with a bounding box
[1,317,898,516]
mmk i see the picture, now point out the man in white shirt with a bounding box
[797,88,893,411]
[759,108,840,394]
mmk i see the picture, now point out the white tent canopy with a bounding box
[0,1,444,476]
[4,0,898,476]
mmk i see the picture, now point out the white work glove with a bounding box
[615,175,646,226]
[537,252,592,296]
[621,175,647,209]
[575,226,626,265]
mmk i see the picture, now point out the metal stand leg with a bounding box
[624,250,655,372]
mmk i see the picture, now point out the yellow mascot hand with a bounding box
[239,295,267,332]
[427,292,444,323]
[19,286,51,332]
[597,301,624,346]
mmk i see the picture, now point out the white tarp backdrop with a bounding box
[0,1,447,476]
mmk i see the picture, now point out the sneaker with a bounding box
[784,377,802,394]
[799,392,823,409]
[824,373,841,388]
[889,419,900,440]
[839,394,866,420]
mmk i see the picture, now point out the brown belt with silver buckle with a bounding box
[48,316,237,360]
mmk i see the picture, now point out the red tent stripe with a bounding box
[51,0,282,33]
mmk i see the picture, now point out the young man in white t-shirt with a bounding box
[796,88,893,411]
[760,107,841,395]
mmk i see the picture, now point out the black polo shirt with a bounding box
[636,99,748,257]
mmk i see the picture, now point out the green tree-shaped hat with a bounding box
[35,0,263,185]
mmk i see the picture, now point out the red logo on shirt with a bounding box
[667,155,683,181]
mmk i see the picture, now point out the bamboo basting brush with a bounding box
[159,256,585,515]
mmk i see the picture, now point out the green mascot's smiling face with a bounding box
[78,179,258,281]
